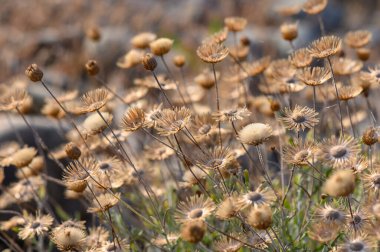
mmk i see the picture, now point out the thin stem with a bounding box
[179,67,195,109]
[152,70,174,107]
[265,230,280,252]
[270,227,286,252]
[281,166,295,206]
[345,101,355,137]
[318,14,326,36]
[326,57,344,137]
[347,196,357,234]
[212,63,222,147]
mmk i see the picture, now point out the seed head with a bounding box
[247,205,273,230]
[65,142,81,160]
[25,64,43,82]
[238,123,273,146]
[280,22,298,41]
[150,38,173,56]
[323,170,356,197]
[85,60,99,76]
[86,26,101,41]
[173,55,186,68]
[362,127,378,146]
[142,53,157,71]
[180,219,207,244]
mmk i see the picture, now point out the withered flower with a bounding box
[155,107,191,136]
[197,42,229,64]
[302,0,328,15]
[289,48,313,68]
[307,36,342,58]
[80,88,110,113]
[224,17,247,32]
[279,105,319,132]
[121,107,146,132]
[175,195,216,223]
[344,30,372,48]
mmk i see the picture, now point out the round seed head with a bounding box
[85,60,99,76]
[25,64,43,82]
[142,53,157,71]
[65,142,81,160]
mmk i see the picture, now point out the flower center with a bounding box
[248,192,263,203]
[353,214,362,225]
[286,77,296,84]
[330,145,348,159]
[294,150,309,161]
[292,113,306,123]
[189,208,204,219]
[373,175,380,188]
[31,221,41,229]
[100,163,111,171]
[224,110,237,117]
[326,210,341,221]
[349,242,364,251]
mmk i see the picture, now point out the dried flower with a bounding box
[307,36,342,58]
[197,42,229,64]
[247,205,273,230]
[344,30,372,48]
[50,223,86,251]
[175,195,216,223]
[289,48,313,68]
[65,142,81,160]
[333,57,363,76]
[149,38,173,56]
[280,22,298,41]
[236,185,276,210]
[18,212,53,240]
[323,170,356,197]
[180,219,207,244]
[131,32,157,49]
[87,192,120,213]
[338,85,363,101]
[238,123,273,146]
[283,141,316,165]
[80,88,110,113]
[155,107,191,136]
[302,0,328,15]
[279,105,319,132]
[85,60,100,76]
[224,17,247,32]
[320,136,360,168]
[213,233,244,252]
[141,53,157,71]
[121,107,146,131]
[362,127,378,146]
[25,64,43,82]
[213,107,251,122]
[117,49,144,69]
[173,55,186,68]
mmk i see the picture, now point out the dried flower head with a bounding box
[224,17,247,32]
[197,42,229,64]
[85,60,100,76]
[337,235,375,252]
[63,157,98,192]
[0,88,30,111]
[65,142,81,160]
[362,167,380,193]
[149,38,174,56]
[18,212,53,240]
[175,195,216,223]
[362,127,378,146]
[141,53,157,71]
[314,204,346,227]
[155,107,191,136]
[121,107,146,132]
[116,49,144,69]
[289,48,313,68]
[25,64,43,82]
[80,88,110,113]
[302,0,328,15]
[86,26,101,41]
[243,56,271,77]
[236,185,276,210]
[280,22,298,41]
[347,209,371,233]
[323,169,356,197]
[356,47,370,61]
[333,57,363,76]
[297,67,332,87]
[238,123,273,146]
[344,30,372,48]
[131,32,157,49]
[1,146,37,168]
[279,105,319,132]
[307,36,342,58]
[87,192,120,213]
[320,136,360,168]
[338,85,363,101]
[180,219,207,244]
[82,112,113,136]
[283,141,316,165]
[50,223,86,251]
[213,107,251,122]
[247,205,273,230]
[215,195,238,220]
[194,69,220,89]
[197,146,235,171]
[213,233,244,252]
[308,222,339,243]
[363,65,380,85]
[173,55,186,68]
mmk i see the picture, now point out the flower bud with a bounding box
[142,53,157,71]
[85,60,100,76]
[25,64,43,82]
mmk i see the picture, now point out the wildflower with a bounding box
[333,57,363,76]
[362,127,378,146]
[197,42,229,64]
[121,107,146,132]
[155,107,191,136]
[85,60,100,76]
[323,170,356,197]
[18,212,53,240]
[280,22,298,41]
[145,103,163,128]
[236,185,276,210]
[149,38,173,56]
[347,209,371,233]
[297,66,331,86]
[175,195,216,223]
[238,123,273,146]
[213,107,251,122]
[224,17,247,32]
[191,113,218,138]
[314,204,346,227]
[279,105,319,132]
[283,141,316,165]
[302,0,328,15]
[337,235,375,252]
[308,222,339,243]
[194,69,220,89]
[289,48,313,68]
[65,142,82,160]
[97,239,130,251]
[0,146,37,168]
[82,112,113,136]
[247,205,273,230]
[116,49,144,69]
[213,233,244,252]
[344,30,372,48]
[362,167,380,193]
[25,64,43,82]
[197,146,235,171]
[87,192,120,213]
[141,53,157,71]
[215,195,239,220]
[92,157,125,189]
[63,157,98,192]
[320,136,360,168]
[307,36,342,58]
[131,32,157,49]
[50,223,86,251]
[180,219,207,244]
[80,88,110,113]
[243,56,271,77]
[338,85,363,101]
[0,88,30,111]
[363,65,380,85]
